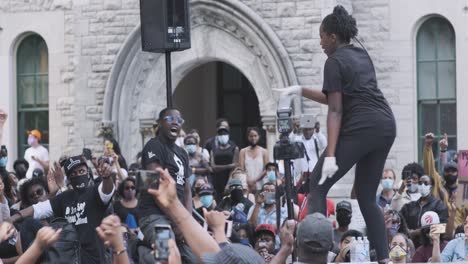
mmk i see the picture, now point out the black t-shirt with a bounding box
[139,136,189,217]
[322,45,396,136]
[204,137,237,154]
[113,200,139,226]
[50,185,111,264]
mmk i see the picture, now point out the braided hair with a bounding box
[322,5,358,43]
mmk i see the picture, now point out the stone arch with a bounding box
[103,0,298,159]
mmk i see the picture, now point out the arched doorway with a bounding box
[173,61,264,147]
[102,0,298,161]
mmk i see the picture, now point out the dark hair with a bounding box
[455,224,464,235]
[233,223,255,246]
[246,127,261,138]
[402,162,426,179]
[158,107,179,122]
[262,181,275,191]
[184,135,198,145]
[321,5,358,43]
[216,118,229,128]
[20,177,48,208]
[340,229,363,243]
[189,129,200,134]
[386,210,410,238]
[117,177,137,198]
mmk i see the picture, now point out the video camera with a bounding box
[273,95,305,161]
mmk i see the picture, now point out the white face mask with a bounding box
[418,184,431,197]
[217,135,229,145]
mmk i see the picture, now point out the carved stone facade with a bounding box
[1,0,468,199]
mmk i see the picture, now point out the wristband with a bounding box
[113,248,127,256]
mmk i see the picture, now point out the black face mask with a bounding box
[249,142,257,148]
[70,174,89,192]
[444,174,458,185]
[336,212,352,227]
[231,189,244,203]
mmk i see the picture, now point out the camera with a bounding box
[274,95,305,161]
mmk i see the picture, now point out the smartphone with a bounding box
[82,148,92,160]
[300,114,316,129]
[0,145,7,156]
[433,223,446,234]
[203,220,233,238]
[154,224,172,261]
[136,170,160,191]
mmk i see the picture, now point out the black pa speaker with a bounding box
[139,0,191,52]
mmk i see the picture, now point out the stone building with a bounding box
[0,0,467,198]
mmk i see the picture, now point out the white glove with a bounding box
[273,85,302,97]
[319,157,339,185]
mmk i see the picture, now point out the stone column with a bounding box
[261,115,278,161]
[139,118,156,148]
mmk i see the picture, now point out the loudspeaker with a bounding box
[139,0,191,53]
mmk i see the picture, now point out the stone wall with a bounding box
[1,0,442,192]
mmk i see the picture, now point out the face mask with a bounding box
[418,184,431,197]
[239,238,250,246]
[336,212,352,227]
[264,192,276,205]
[249,142,257,148]
[217,135,229,145]
[390,223,400,237]
[267,171,276,183]
[444,174,458,185]
[382,179,394,190]
[27,137,35,146]
[124,189,135,200]
[200,195,214,208]
[186,144,197,154]
[70,174,89,191]
[407,184,418,193]
[0,157,7,167]
[389,245,407,260]
[188,174,196,187]
[231,189,244,203]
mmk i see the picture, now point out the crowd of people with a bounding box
[0,103,465,264]
[0,4,466,264]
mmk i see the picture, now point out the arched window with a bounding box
[417,17,456,164]
[16,34,49,157]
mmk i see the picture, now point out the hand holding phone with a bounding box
[153,225,173,261]
[136,170,160,191]
[432,223,446,234]
[82,148,92,161]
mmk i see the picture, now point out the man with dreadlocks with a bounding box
[277,5,396,263]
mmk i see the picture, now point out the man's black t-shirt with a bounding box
[139,136,189,217]
[50,185,111,263]
[322,45,396,136]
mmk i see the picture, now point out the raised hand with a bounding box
[96,215,124,250]
[440,133,448,151]
[424,132,435,147]
[147,168,179,210]
[35,227,62,250]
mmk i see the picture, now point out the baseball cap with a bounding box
[297,213,333,261]
[217,125,230,133]
[28,130,42,141]
[63,155,88,176]
[336,200,352,213]
[254,224,276,237]
[228,178,242,188]
[421,211,440,227]
[198,184,213,196]
[201,243,264,264]
[32,168,44,179]
[444,162,458,172]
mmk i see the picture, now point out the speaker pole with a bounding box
[165,50,173,108]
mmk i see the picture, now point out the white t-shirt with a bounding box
[24,145,49,178]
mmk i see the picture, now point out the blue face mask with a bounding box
[382,179,394,190]
[186,144,197,154]
[239,238,250,246]
[267,171,276,183]
[217,135,229,145]
[0,157,7,167]
[200,195,214,208]
[188,174,196,187]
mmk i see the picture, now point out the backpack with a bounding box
[44,217,81,264]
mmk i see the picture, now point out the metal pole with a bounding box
[165,50,173,108]
[283,158,296,263]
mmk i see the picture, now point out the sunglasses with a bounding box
[29,188,44,200]
[163,116,184,125]
[125,186,136,191]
